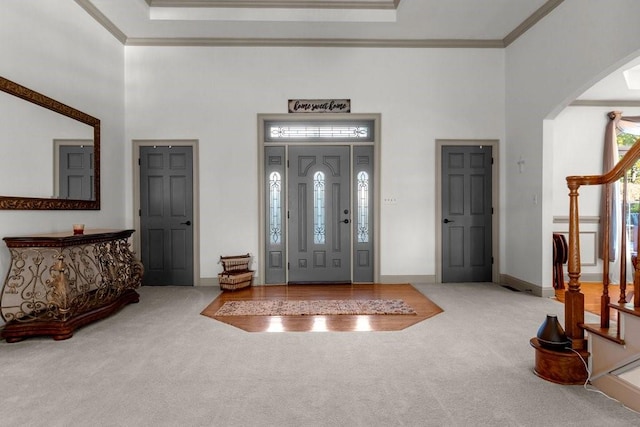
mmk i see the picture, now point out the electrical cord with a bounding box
[565,346,640,416]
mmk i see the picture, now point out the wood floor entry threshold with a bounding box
[200,283,443,332]
[287,281,353,285]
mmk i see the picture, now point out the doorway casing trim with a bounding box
[435,139,500,283]
[131,139,201,286]
[257,113,381,285]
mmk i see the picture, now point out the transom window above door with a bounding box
[265,120,375,142]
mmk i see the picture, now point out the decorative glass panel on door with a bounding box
[314,171,326,244]
[269,171,282,245]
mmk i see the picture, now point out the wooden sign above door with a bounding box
[288,99,351,113]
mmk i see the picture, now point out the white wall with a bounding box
[9,0,640,292]
[0,1,125,276]
[553,106,640,217]
[552,106,608,217]
[505,0,640,289]
[124,47,506,281]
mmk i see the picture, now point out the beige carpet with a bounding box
[2,283,639,426]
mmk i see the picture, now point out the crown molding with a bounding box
[145,0,399,9]
[570,100,640,107]
[125,37,504,48]
[503,0,564,47]
[74,0,127,44]
[80,0,558,49]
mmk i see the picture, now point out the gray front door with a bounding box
[140,146,194,286]
[288,145,351,283]
[441,145,492,282]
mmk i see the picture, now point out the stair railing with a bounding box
[566,140,640,349]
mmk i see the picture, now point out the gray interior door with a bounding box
[288,145,351,283]
[59,145,93,200]
[442,145,492,282]
[140,146,194,286]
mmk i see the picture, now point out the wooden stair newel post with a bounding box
[530,178,589,385]
[566,178,585,350]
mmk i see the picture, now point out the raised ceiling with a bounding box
[75,0,639,102]
[575,55,640,104]
[77,0,561,47]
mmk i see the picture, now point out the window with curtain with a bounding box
[601,113,640,264]
[617,130,640,256]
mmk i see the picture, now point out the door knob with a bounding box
[342,219,350,224]
[181,220,192,226]
[443,218,454,224]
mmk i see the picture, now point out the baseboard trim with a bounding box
[199,275,435,286]
[201,274,591,295]
[198,277,218,286]
[573,273,602,283]
[591,374,640,413]
[500,274,554,298]
[379,275,436,284]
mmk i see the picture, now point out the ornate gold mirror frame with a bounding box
[0,76,100,210]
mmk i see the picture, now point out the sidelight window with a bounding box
[357,171,369,243]
[314,171,326,244]
[269,171,282,244]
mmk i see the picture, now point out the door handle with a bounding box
[181,220,192,226]
[443,218,454,224]
[342,219,350,224]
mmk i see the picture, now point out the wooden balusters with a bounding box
[563,139,640,352]
[601,182,611,328]
[620,173,628,304]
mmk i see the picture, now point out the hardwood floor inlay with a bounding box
[200,283,443,332]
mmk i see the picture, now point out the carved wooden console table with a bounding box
[0,229,143,342]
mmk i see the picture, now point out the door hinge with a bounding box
[139,209,141,216]
[287,262,290,270]
[491,157,494,165]
[287,211,290,219]
[287,160,289,168]
[138,158,141,165]
[491,257,494,265]
[491,207,494,214]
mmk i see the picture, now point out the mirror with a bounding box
[0,76,100,209]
